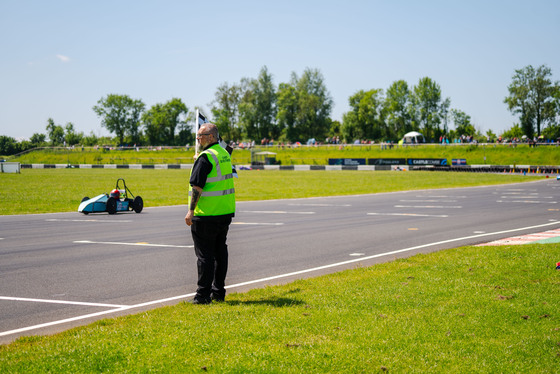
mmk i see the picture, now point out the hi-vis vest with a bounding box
[188,144,235,217]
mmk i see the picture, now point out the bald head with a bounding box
[201,124,219,140]
[197,123,219,148]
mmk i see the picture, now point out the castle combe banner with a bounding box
[329,158,448,166]
[407,158,448,166]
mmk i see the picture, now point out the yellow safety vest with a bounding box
[188,144,235,216]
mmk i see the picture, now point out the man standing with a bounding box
[185,123,235,304]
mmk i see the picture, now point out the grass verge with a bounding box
[0,169,544,215]
[8,143,560,166]
[1,243,559,372]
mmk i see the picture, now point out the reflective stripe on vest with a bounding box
[204,150,234,184]
[199,188,236,197]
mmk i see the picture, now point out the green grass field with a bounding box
[1,170,558,372]
[1,242,559,372]
[7,142,560,166]
[0,169,544,215]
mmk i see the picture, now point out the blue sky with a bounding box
[1,0,559,140]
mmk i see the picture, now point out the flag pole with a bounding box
[195,109,206,156]
[195,108,200,156]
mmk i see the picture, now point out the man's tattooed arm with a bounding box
[190,187,202,210]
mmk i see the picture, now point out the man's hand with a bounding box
[185,210,194,226]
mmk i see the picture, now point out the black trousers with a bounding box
[191,219,231,299]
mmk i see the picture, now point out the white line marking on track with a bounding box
[0,296,127,308]
[232,222,284,226]
[240,210,315,214]
[394,205,462,209]
[46,219,133,223]
[367,213,449,218]
[501,192,539,195]
[400,199,458,203]
[3,220,560,339]
[288,203,352,207]
[502,189,537,191]
[418,195,466,198]
[500,196,552,199]
[224,221,560,290]
[0,293,196,338]
[496,200,557,204]
[74,240,193,248]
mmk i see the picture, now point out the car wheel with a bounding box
[81,197,90,214]
[133,196,143,213]
[107,197,117,214]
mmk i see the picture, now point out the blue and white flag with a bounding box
[194,109,237,178]
[195,109,208,154]
[196,109,208,131]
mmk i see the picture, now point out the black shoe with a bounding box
[211,294,225,302]
[191,296,212,305]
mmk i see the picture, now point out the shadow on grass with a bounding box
[226,297,305,307]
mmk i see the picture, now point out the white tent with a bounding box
[251,151,277,165]
[402,131,425,144]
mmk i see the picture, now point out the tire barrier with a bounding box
[19,163,560,174]
[20,164,190,170]
[412,165,560,174]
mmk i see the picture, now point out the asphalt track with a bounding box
[1,178,559,343]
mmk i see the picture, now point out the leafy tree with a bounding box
[328,120,342,140]
[211,83,243,141]
[295,68,333,141]
[485,129,497,142]
[341,112,358,143]
[29,133,47,146]
[451,109,475,136]
[342,89,386,141]
[542,124,560,141]
[93,94,145,145]
[276,68,333,142]
[176,109,196,147]
[0,136,18,155]
[500,124,524,140]
[64,122,83,145]
[46,118,65,146]
[504,65,559,137]
[142,98,188,145]
[82,132,99,146]
[556,86,560,120]
[410,77,443,141]
[385,80,412,140]
[239,66,278,141]
[440,98,451,136]
[276,82,298,141]
[161,98,188,145]
[143,104,167,145]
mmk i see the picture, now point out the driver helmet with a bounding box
[110,189,120,199]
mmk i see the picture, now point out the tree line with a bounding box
[1,64,559,156]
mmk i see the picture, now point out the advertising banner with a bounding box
[407,158,448,166]
[452,159,467,165]
[368,158,406,165]
[328,158,366,166]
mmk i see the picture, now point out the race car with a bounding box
[78,178,143,215]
